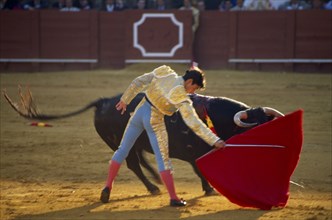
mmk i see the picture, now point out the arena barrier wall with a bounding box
[0,10,331,72]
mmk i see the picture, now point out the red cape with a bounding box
[196,110,303,210]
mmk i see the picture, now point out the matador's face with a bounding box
[184,79,200,94]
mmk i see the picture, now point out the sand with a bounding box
[1,65,331,220]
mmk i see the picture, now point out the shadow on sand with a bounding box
[14,195,273,220]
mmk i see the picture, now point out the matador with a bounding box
[100,65,225,206]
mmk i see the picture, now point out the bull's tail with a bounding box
[2,86,98,121]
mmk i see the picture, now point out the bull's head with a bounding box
[234,107,284,128]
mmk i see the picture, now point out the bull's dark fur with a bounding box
[5,92,275,195]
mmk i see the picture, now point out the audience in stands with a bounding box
[52,0,65,9]
[78,0,91,9]
[179,0,200,33]
[170,0,182,9]
[156,0,167,10]
[268,0,288,9]
[197,0,205,11]
[135,0,145,9]
[279,0,311,10]
[325,0,332,9]
[103,0,128,10]
[244,0,271,10]
[203,0,219,10]
[22,0,48,9]
[230,0,245,10]
[114,0,127,10]
[310,0,325,9]
[2,0,332,10]
[60,0,79,11]
[92,0,101,9]
[2,0,23,9]
[219,0,233,11]
[103,0,115,11]
[141,0,152,9]
[125,0,135,8]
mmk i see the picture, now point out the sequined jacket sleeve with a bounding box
[178,102,220,146]
[120,72,154,105]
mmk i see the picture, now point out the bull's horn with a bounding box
[233,110,258,128]
[262,107,284,117]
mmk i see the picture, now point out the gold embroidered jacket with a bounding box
[121,65,219,146]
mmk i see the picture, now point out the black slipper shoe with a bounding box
[170,198,187,207]
[100,187,110,203]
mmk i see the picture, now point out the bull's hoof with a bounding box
[204,188,218,196]
[100,187,110,203]
[149,186,161,195]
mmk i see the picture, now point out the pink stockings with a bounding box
[104,160,180,201]
[160,170,180,201]
[105,160,121,190]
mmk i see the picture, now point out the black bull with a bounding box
[4,92,280,195]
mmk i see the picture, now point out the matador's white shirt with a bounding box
[120,65,219,146]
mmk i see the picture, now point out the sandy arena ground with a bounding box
[0,64,331,220]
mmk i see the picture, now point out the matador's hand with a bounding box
[214,139,226,149]
[116,100,127,115]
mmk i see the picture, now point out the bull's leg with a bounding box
[190,161,215,196]
[137,150,162,184]
[125,150,161,195]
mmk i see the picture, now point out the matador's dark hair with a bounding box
[182,66,206,90]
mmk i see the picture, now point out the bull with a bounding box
[3,88,283,195]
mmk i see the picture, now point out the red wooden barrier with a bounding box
[0,10,331,73]
[99,12,126,69]
[294,10,332,72]
[0,11,40,72]
[194,11,230,69]
[39,10,98,71]
[124,10,193,64]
